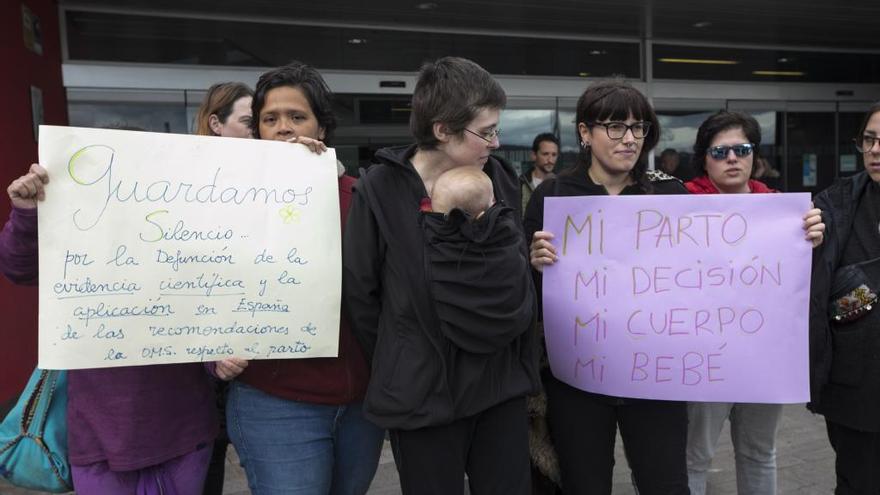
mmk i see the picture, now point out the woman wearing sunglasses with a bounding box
[809,102,880,493]
[684,110,824,495]
[526,79,691,494]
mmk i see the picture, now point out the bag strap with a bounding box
[25,369,58,437]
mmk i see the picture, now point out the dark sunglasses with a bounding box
[707,143,755,160]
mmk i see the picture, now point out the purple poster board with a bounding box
[542,193,812,403]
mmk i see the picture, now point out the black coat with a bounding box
[342,144,540,430]
[809,171,880,431]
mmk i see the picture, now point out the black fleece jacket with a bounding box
[342,144,541,430]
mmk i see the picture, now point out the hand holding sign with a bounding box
[541,194,812,403]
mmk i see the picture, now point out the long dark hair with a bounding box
[564,79,660,190]
[858,101,880,137]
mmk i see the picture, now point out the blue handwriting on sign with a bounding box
[67,144,313,231]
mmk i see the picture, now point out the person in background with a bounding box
[0,159,218,493]
[194,82,254,138]
[810,101,880,494]
[520,133,560,215]
[752,156,782,191]
[192,80,253,495]
[658,148,695,182]
[526,79,690,494]
[212,62,384,495]
[343,56,539,495]
[684,110,824,495]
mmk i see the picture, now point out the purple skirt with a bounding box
[70,443,213,495]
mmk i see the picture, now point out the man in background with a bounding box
[520,133,559,215]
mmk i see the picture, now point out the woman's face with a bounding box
[580,113,644,178]
[439,107,501,168]
[861,111,880,182]
[258,86,324,141]
[705,127,753,194]
[212,96,252,138]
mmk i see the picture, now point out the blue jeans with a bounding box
[686,402,783,495]
[227,381,385,495]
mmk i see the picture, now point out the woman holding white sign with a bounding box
[524,79,692,494]
[211,62,385,495]
[811,101,880,494]
[0,161,219,493]
[684,111,824,495]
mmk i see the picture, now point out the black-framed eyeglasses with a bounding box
[588,121,651,140]
[707,143,755,160]
[464,127,502,143]
[855,134,880,153]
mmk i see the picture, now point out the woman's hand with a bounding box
[286,135,327,155]
[530,231,558,272]
[803,204,825,249]
[7,163,48,209]
[215,357,249,381]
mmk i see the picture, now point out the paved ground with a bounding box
[1,404,835,494]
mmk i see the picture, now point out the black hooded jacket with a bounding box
[343,144,541,430]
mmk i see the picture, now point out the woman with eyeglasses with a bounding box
[525,79,692,494]
[684,110,824,495]
[343,56,540,494]
[809,102,880,493]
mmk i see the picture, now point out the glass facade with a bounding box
[68,87,874,192]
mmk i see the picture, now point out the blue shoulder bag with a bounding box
[0,368,72,492]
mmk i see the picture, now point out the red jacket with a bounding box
[238,175,370,404]
[685,175,777,195]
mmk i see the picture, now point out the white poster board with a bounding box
[37,126,341,369]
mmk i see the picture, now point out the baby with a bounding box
[431,167,494,219]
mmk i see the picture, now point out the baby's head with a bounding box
[431,167,494,219]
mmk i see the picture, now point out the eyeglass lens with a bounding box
[857,135,880,153]
[708,144,754,160]
[602,122,650,139]
[465,128,501,143]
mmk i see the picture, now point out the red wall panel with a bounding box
[0,0,67,402]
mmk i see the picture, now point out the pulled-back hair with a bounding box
[410,57,507,149]
[691,110,762,177]
[566,79,659,188]
[251,61,336,143]
[194,82,253,136]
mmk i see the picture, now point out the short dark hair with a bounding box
[566,79,659,187]
[858,101,880,137]
[660,148,678,159]
[250,61,336,143]
[410,57,507,149]
[532,133,560,152]
[691,111,762,177]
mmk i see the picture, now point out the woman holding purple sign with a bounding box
[810,102,880,493]
[524,79,692,494]
[684,110,823,495]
